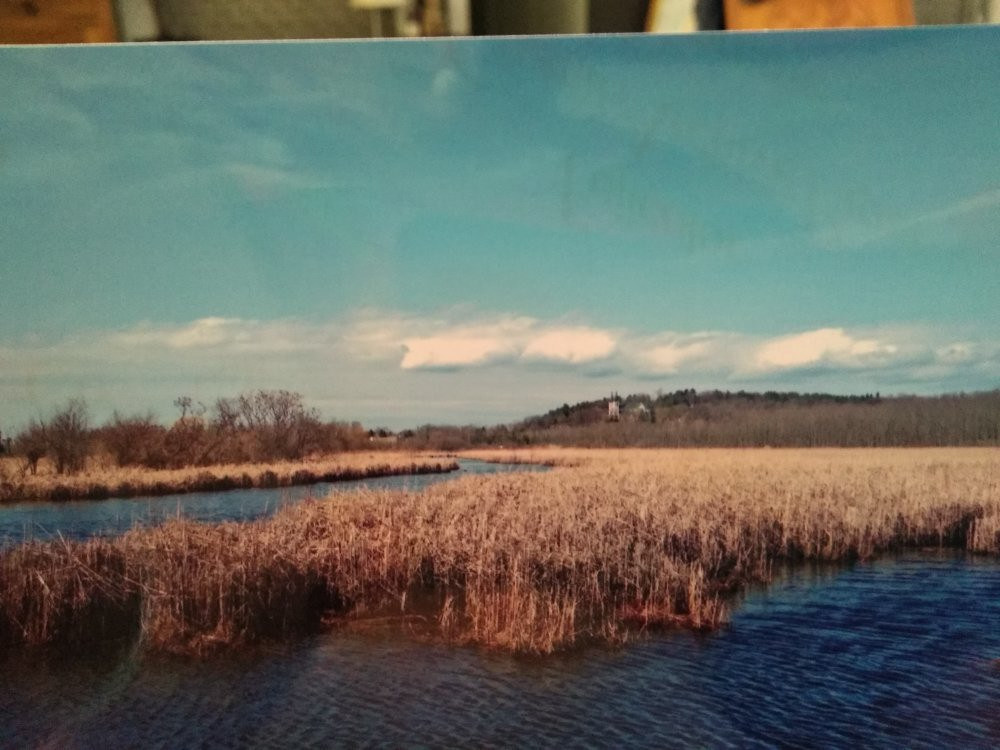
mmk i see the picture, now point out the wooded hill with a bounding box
[398,389,1000,449]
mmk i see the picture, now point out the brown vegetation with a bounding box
[1,448,998,656]
[4,391,376,480]
[397,390,1000,450]
[0,453,457,504]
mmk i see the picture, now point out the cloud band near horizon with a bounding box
[2,308,997,432]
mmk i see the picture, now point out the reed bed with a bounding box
[1,448,997,655]
[456,449,578,467]
[0,453,457,504]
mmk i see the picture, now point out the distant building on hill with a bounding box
[607,394,620,421]
[606,396,654,424]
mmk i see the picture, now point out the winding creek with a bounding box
[2,462,999,747]
[0,458,545,546]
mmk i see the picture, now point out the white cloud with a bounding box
[339,310,415,361]
[400,317,534,370]
[644,341,712,373]
[169,316,240,348]
[931,341,1000,376]
[349,314,979,387]
[754,328,897,371]
[401,334,514,369]
[624,331,744,377]
[9,314,974,384]
[3,310,997,432]
[522,327,617,364]
[375,315,618,371]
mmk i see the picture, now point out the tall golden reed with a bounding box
[0,452,457,503]
[1,448,997,655]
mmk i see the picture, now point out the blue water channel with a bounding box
[0,459,545,546]
[2,552,998,748]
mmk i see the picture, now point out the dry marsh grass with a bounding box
[1,448,998,655]
[0,452,457,504]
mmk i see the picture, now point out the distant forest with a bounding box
[398,389,1000,450]
[3,389,999,475]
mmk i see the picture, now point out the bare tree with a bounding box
[14,419,47,476]
[99,412,167,468]
[45,398,91,475]
[212,390,323,461]
[173,396,194,420]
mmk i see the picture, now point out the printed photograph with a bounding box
[1,24,999,747]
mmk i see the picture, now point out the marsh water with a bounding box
[2,466,999,746]
[2,552,999,748]
[0,458,542,546]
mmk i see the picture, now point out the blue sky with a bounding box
[1,28,998,430]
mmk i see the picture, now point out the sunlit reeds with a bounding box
[0,452,457,503]
[1,448,997,655]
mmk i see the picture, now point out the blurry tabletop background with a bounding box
[0,0,997,44]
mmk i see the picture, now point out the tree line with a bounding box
[4,391,370,476]
[4,388,998,474]
[392,389,1000,450]
[515,391,1000,448]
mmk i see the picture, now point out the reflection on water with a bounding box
[2,553,999,748]
[0,459,545,545]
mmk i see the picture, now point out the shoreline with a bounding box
[0,455,460,505]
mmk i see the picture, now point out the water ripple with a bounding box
[2,553,1000,748]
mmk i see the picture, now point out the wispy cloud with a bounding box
[812,188,1000,249]
[625,332,740,376]
[109,317,331,354]
[223,161,330,199]
[753,328,896,371]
